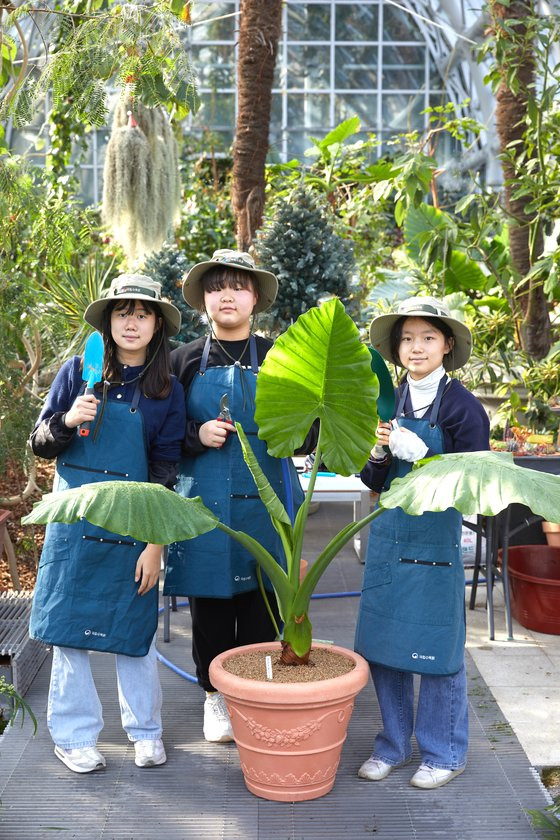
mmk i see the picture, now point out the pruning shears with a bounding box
[217,393,234,435]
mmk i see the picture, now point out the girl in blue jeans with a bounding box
[30,275,185,774]
[355,297,489,789]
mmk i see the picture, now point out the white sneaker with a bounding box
[203,692,234,743]
[358,755,411,781]
[134,738,167,768]
[54,745,106,774]
[410,763,465,789]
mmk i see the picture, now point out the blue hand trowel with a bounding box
[79,331,104,437]
[368,346,395,422]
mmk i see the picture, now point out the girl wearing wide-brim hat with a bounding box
[29,274,185,774]
[355,296,490,790]
[163,249,315,743]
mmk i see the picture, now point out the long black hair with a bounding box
[99,299,172,399]
[389,315,455,369]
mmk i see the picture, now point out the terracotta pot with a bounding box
[209,641,369,802]
[543,521,560,547]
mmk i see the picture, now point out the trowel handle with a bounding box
[78,384,96,437]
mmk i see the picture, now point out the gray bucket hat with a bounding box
[182,249,278,314]
[84,274,182,337]
[369,296,472,370]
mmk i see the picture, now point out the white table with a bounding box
[297,470,373,562]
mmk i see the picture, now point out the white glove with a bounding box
[388,427,429,462]
[370,444,387,461]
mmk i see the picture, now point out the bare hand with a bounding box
[135,544,162,595]
[64,394,100,429]
[199,419,236,449]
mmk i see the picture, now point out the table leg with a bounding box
[353,491,370,563]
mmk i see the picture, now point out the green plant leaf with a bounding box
[404,203,454,262]
[442,250,488,292]
[22,481,218,544]
[254,299,378,475]
[316,116,361,149]
[235,425,292,527]
[380,452,560,521]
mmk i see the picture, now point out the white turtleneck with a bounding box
[406,365,448,418]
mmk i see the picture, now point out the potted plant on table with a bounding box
[23,299,560,801]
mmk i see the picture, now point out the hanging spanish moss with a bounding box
[102,98,181,266]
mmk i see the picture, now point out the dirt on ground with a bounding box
[0,459,54,591]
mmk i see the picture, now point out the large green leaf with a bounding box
[380,452,560,521]
[254,298,378,476]
[404,203,453,262]
[236,425,291,527]
[442,250,487,292]
[22,481,218,544]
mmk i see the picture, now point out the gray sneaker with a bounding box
[54,745,106,774]
[134,738,167,768]
[203,692,234,742]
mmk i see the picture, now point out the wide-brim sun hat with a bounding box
[369,296,472,370]
[84,274,182,337]
[182,249,278,314]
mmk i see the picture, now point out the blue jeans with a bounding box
[370,661,468,770]
[47,638,162,749]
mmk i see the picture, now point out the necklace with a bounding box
[209,321,253,367]
[209,325,255,411]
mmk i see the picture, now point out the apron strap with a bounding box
[249,335,258,374]
[396,382,408,417]
[198,334,259,375]
[130,382,142,413]
[199,335,212,375]
[396,374,449,424]
[428,375,449,427]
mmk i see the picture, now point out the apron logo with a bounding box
[412,652,435,661]
[234,575,252,582]
[84,629,107,637]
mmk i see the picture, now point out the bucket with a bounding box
[505,545,560,634]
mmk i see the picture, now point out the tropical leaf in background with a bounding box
[41,255,115,355]
[254,297,378,476]
[380,451,560,521]
[442,250,488,292]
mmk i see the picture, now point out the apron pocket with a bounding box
[392,557,457,625]
[363,561,392,590]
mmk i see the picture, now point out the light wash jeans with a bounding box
[47,637,162,749]
[370,661,468,770]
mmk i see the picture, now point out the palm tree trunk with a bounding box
[490,0,551,358]
[231,0,282,251]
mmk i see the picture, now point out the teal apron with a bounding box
[30,385,158,657]
[355,376,465,676]
[164,335,303,598]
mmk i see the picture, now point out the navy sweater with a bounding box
[360,378,490,494]
[30,356,186,488]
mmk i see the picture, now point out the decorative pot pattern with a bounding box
[209,641,369,802]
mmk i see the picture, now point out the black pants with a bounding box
[189,589,280,692]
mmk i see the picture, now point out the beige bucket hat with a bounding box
[84,274,182,337]
[369,296,472,370]
[182,249,278,314]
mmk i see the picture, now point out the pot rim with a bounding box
[209,641,370,703]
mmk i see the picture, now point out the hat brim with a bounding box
[182,260,278,314]
[84,293,182,337]
[369,312,472,371]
